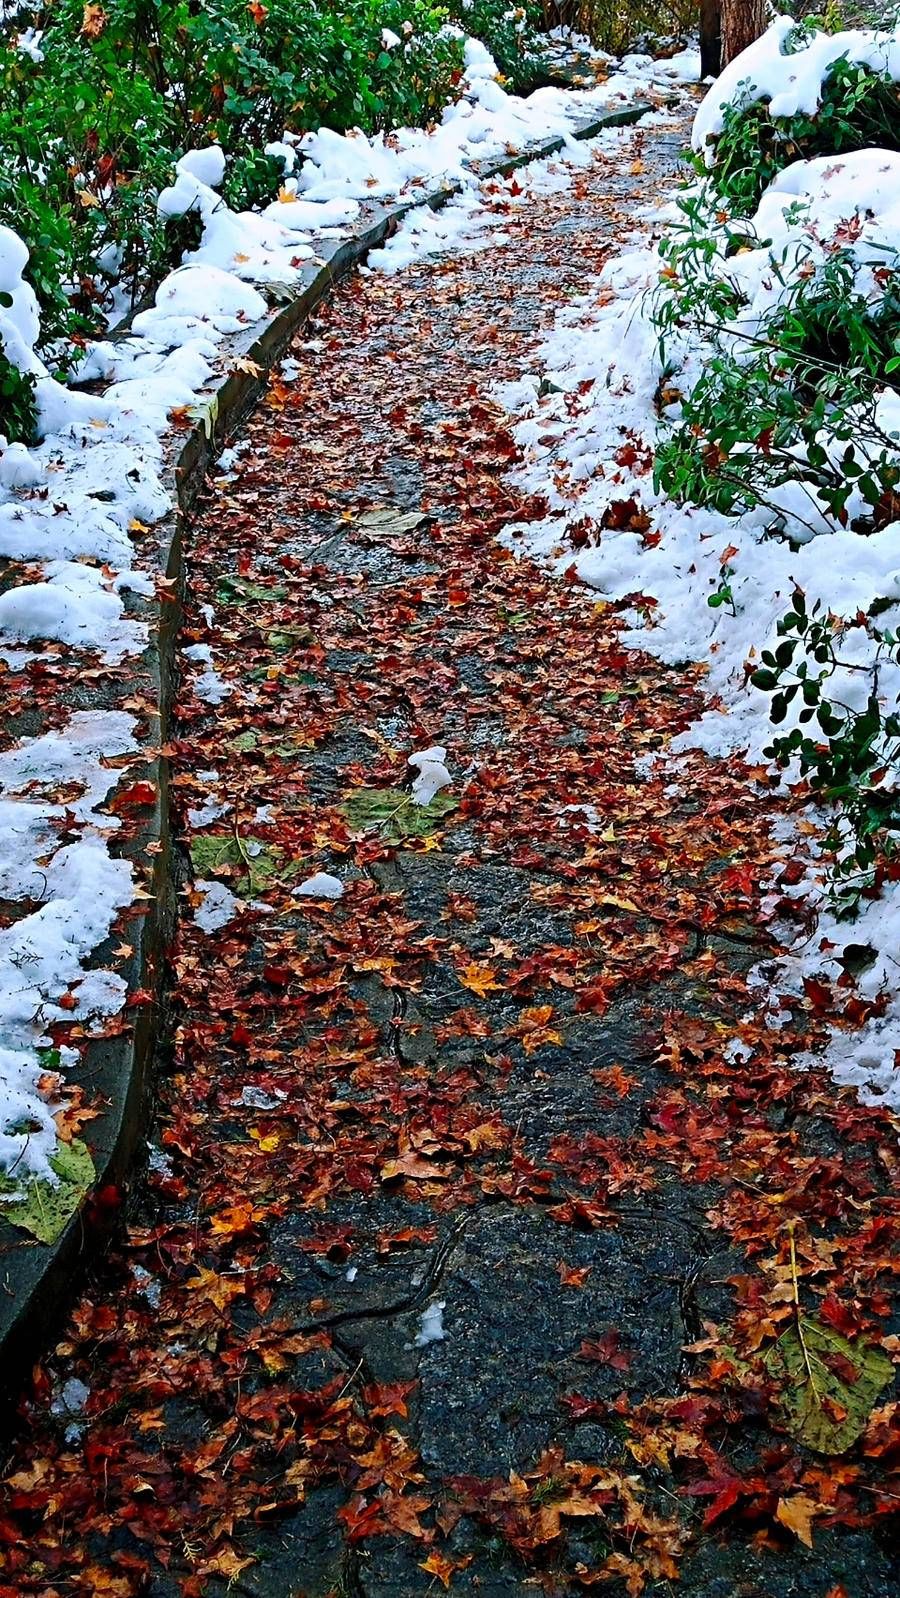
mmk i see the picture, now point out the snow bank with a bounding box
[489,103,900,1110]
[299,38,696,207]
[499,140,900,762]
[0,712,138,1180]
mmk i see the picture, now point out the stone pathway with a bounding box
[2,114,898,1598]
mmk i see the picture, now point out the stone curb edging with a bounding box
[0,96,651,1399]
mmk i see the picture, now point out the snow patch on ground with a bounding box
[193,881,243,934]
[0,711,138,1181]
[409,746,452,805]
[296,873,345,900]
[415,1300,446,1346]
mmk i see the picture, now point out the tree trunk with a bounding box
[699,0,721,78]
[720,0,766,67]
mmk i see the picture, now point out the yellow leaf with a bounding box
[521,1004,554,1026]
[198,1544,257,1581]
[250,1126,281,1153]
[78,1569,133,1597]
[232,356,262,376]
[458,962,501,997]
[209,1200,262,1235]
[464,1122,505,1152]
[186,1266,246,1311]
[597,892,640,913]
[418,1552,473,1588]
[776,1494,818,1548]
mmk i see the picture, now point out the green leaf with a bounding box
[763,1316,894,1455]
[265,627,313,653]
[0,1139,95,1245]
[215,576,287,606]
[189,835,243,874]
[353,509,429,539]
[341,786,458,842]
[190,835,304,896]
[229,730,259,752]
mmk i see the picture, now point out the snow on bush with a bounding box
[497,33,900,1112]
[694,13,900,212]
[693,13,900,151]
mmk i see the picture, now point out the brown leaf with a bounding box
[80,3,108,37]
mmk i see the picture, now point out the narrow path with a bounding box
[3,117,898,1598]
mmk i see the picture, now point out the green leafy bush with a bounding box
[648,163,900,907]
[0,0,541,353]
[0,348,38,446]
[445,1,543,90]
[177,0,466,147]
[751,592,900,911]
[651,205,900,533]
[708,56,900,215]
[0,8,180,347]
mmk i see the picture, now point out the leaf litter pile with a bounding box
[2,117,899,1598]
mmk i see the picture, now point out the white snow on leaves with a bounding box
[482,32,900,1111]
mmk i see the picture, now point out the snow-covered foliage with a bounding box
[694,11,900,212]
[496,19,900,1111]
[694,11,900,152]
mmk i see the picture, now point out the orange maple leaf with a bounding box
[419,1551,474,1588]
[458,962,501,997]
[776,1494,819,1548]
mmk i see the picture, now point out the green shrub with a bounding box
[0,0,554,359]
[222,151,287,215]
[651,199,900,531]
[708,57,900,215]
[0,0,524,349]
[177,0,465,146]
[0,8,179,347]
[540,0,696,55]
[751,593,900,912]
[445,1,543,91]
[649,156,900,908]
[0,348,38,445]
